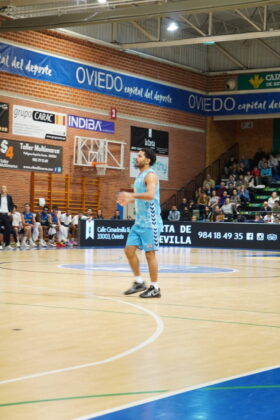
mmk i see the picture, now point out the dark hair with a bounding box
[141,148,156,166]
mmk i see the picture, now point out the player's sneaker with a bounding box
[140,285,161,298]
[124,282,147,295]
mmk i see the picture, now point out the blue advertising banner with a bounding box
[1,40,280,117]
[68,114,115,134]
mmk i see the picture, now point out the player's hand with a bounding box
[117,192,132,206]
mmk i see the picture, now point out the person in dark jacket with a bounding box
[0,185,14,249]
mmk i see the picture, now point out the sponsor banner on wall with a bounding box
[0,102,9,133]
[3,40,280,117]
[130,126,169,155]
[13,105,67,141]
[68,114,114,134]
[0,138,63,172]
[129,151,168,181]
[238,72,280,90]
[79,220,280,250]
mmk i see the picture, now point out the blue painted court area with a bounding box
[84,367,280,420]
[60,263,234,274]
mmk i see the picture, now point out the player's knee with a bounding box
[125,246,135,259]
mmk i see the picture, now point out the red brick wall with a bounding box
[0,29,207,215]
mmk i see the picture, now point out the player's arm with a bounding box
[117,173,157,206]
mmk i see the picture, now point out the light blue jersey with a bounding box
[134,168,163,231]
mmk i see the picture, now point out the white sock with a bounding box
[151,282,159,289]
[135,276,143,284]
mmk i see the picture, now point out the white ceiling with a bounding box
[1,0,280,73]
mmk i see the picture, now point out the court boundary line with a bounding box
[0,296,164,386]
[72,363,280,420]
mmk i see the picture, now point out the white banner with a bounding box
[129,152,168,181]
[13,105,67,141]
[85,220,95,239]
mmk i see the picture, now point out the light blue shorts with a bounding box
[126,224,160,252]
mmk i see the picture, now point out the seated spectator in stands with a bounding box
[253,147,266,166]
[272,200,280,218]
[111,210,121,220]
[260,161,273,186]
[203,182,213,197]
[225,175,236,189]
[230,188,241,207]
[253,214,264,223]
[21,203,36,248]
[264,213,273,223]
[194,186,202,201]
[268,191,279,208]
[37,205,50,242]
[238,185,251,204]
[236,174,247,188]
[177,197,188,214]
[224,155,238,176]
[208,190,220,209]
[210,205,224,222]
[95,209,104,220]
[202,173,215,190]
[216,181,227,197]
[268,153,278,174]
[86,208,94,220]
[48,207,61,246]
[239,154,250,171]
[219,190,229,206]
[197,192,209,218]
[221,197,236,222]
[244,170,256,188]
[236,161,246,176]
[180,206,192,221]
[11,205,22,248]
[273,215,280,224]
[168,205,180,221]
[251,166,261,186]
[260,201,272,217]
[200,205,212,222]
[236,213,246,223]
[228,162,238,178]
[258,156,268,169]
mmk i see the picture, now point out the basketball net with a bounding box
[91,161,106,176]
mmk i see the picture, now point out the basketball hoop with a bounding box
[91,161,107,176]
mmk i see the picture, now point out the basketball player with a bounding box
[117,148,163,298]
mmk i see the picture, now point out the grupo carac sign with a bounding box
[2,40,280,117]
[79,220,280,250]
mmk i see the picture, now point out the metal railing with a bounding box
[162,143,239,210]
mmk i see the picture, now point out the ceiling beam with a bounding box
[121,29,280,49]
[0,0,279,33]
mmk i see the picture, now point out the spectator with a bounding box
[219,190,229,206]
[95,209,104,220]
[216,181,227,197]
[202,173,215,190]
[268,154,278,174]
[178,197,188,214]
[111,210,121,220]
[238,185,251,204]
[230,188,241,207]
[210,205,224,222]
[272,200,280,218]
[203,182,213,197]
[180,206,192,221]
[161,207,169,221]
[236,174,247,188]
[208,190,220,209]
[253,214,264,223]
[221,197,236,221]
[168,205,180,221]
[86,208,94,220]
[260,201,272,217]
[253,147,266,166]
[268,191,279,208]
[260,161,273,185]
[201,205,212,222]
[251,166,261,186]
[0,185,14,250]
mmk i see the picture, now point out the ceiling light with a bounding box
[203,41,216,45]
[167,22,179,32]
[97,0,107,3]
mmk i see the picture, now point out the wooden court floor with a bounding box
[1,246,280,419]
